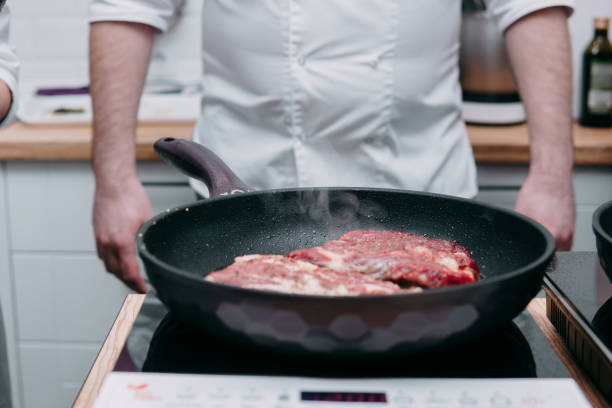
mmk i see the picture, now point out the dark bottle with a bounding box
[580,17,612,127]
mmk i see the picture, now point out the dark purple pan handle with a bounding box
[154,137,251,198]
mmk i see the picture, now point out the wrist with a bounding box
[528,153,573,179]
[94,164,140,192]
[525,168,574,197]
[528,137,574,181]
[92,129,139,190]
[528,163,573,180]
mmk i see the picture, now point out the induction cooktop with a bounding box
[544,251,612,402]
[115,291,569,380]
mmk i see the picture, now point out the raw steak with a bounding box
[288,230,479,288]
[205,254,420,296]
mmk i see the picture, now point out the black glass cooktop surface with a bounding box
[141,313,540,378]
[544,251,612,402]
[116,294,568,379]
[545,251,612,349]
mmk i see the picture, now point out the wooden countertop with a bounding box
[73,294,609,408]
[0,121,611,164]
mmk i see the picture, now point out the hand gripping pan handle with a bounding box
[154,137,251,198]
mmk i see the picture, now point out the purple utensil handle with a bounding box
[35,86,90,96]
[154,137,251,198]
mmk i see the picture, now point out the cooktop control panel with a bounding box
[93,372,591,407]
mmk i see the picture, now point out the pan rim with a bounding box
[593,200,612,246]
[137,186,555,300]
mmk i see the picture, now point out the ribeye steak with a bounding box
[288,230,479,288]
[205,254,420,296]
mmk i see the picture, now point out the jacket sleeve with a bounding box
[484,0,574,33]
[0,5,18,127]
[89,0,185,32]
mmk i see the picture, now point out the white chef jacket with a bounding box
[90,0,572,198]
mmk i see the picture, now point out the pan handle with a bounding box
[154,137,251,197]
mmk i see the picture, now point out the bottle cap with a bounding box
[594,17,610,31]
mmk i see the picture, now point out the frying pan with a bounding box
[137,137,555,356]
[593,200,612,280]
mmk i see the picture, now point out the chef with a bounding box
[0,3,19,407]
[88,0,575,366]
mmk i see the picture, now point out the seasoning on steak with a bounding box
[205,254,421,296]
[288,230,479,288]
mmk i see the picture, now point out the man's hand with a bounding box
[515,173,575,251]
[93,175,152,293]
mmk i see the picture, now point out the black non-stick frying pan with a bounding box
[593,200,612,281]
[137,137,555,356]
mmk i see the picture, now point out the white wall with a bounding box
[10,0,202,87]
[8,0,612,117]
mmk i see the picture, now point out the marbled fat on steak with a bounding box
[205,254,420,296]
[288,230,479,288]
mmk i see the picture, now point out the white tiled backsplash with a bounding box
[7,1,612,114]
[10,0,202,87]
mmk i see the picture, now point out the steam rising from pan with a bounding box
[264,190,388,232]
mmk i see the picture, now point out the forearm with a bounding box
[505,7,574,179]
[89,21,155,187]
[505,7,575,249]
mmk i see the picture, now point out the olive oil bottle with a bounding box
[580,17,612,127]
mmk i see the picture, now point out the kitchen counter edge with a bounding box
[0,121,610,164]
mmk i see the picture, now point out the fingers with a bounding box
[121,272,147,294]
[119,244,148,294]
[513,182,575,252]
[93,180,153,292]
[96,237,121,277]
[96,233,147,294]
[556,240,572,251]
[535,220,573,252]
[554,230,574,252]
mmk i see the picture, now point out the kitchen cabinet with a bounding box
[1,161,193,408]
[0,163,21,408]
